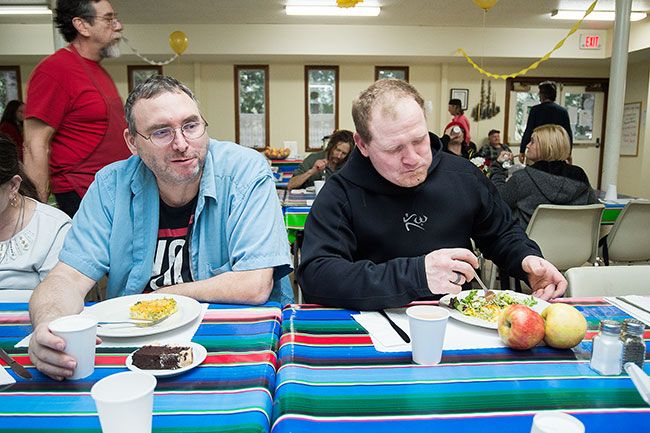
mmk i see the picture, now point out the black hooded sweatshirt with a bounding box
[297,132,542,310]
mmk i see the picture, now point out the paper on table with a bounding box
[15,304,208,349]
[606,296,650,326]
[0,366,16,386]
[352,308,505,352]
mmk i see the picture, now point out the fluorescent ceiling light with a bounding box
[0,5,52,15]
[551,10,647,21]
[286,5,380,16]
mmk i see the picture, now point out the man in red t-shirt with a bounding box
[24,0,131,217]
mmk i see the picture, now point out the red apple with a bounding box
[498,304,545,350]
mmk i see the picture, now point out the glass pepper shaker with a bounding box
[590,320,623,375]
[621,319,646,369]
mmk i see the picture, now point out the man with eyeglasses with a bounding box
[28,75,292,380]
[24,0,130,218]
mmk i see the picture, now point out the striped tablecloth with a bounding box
[0,302,281,433]
[272,299,650,433]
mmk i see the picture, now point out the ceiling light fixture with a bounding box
[0,5,52,15]
[286,5,380,17]
[550,9,647,21]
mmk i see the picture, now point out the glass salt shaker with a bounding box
[621,319,646,369]
[590,320,623,375]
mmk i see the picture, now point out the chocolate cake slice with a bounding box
[131,345,193,370]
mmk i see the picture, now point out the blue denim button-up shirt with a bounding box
[60,139,292,304]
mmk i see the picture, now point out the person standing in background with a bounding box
[0,100,25,160]
[448,98,471,145]
[518,81,573,164]
[23,0,131,217]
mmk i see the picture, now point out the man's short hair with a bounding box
[488,129,500,136]
[531,124,570,161]
[124,75,199,135]
[352,78,425,144]
[448,98,462,109]
[538,81,557,102]
[55,0,101,43]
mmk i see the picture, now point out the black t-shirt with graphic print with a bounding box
[146,195,198,291]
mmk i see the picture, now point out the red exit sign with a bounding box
[580,34,601,50]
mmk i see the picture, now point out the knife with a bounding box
[378,310,411,343]
[0,348,32,380]
[616,296,650,316]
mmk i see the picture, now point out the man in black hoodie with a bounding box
[297,79,567,311]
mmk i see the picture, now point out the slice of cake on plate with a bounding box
[132,345,193,370]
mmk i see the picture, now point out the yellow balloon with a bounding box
[169,31,188,55]
[473,0,498,11]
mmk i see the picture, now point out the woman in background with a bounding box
[0,100,25,160]
[491,123,596,226]
[490,124,596,291]
[0,136,71,293]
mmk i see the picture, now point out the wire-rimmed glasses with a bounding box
[135,120,209,147]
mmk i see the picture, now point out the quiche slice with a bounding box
[130,297,178,321]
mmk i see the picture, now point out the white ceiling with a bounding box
[3,0,650,28]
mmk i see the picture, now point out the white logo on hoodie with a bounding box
[403,213,428,232]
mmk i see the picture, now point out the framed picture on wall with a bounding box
[0,66,21,117]
[128,65,162,92]
[375,66,409,82]
[450,88,469,110]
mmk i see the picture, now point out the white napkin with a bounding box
[606,296,650,326]
[0,366,16,386]
[15,303,208,349]
[352,308,505,352]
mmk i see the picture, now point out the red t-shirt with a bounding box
[25,47,128,193]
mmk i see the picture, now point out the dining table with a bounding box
[0,301,282,433]
[271,299,650,433]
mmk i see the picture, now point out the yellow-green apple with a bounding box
[498,304,546,350]
[541,303,587,349]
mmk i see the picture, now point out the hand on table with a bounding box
[522,255,567,300]
[424,248,479,295]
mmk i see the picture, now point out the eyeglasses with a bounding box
[136,120,208,147]
[82,13,120,27]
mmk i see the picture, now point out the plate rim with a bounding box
[125,341,207,377]
[84,293,202,338]
[439,289,550,330]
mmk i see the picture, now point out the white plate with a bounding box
[125,342,207,378]
[439,290,550,330]
[83,294,202,338]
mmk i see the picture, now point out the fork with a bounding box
[97,315,171,328]
[473,269,494,298]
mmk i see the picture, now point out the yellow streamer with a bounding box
[457,0,599,80]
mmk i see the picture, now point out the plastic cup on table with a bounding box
[406,305,449,365]
[91,371,157,433]
[48,314,97,380]
[314,180,325,195]
[530,412,585,433]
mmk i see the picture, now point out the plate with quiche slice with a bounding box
[83,293,202,337]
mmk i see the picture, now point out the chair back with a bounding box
[526,204,604,271]
[607,200,650,263]
[565,265,650,297]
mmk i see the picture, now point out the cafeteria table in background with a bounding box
[271,299,650,433]
[0,301,282,433]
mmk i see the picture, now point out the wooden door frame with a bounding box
[505,76,609,188]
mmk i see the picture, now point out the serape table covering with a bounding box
[272,299,650,433]
[0,301,282,433]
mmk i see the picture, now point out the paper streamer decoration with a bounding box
[458,0,598,80]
